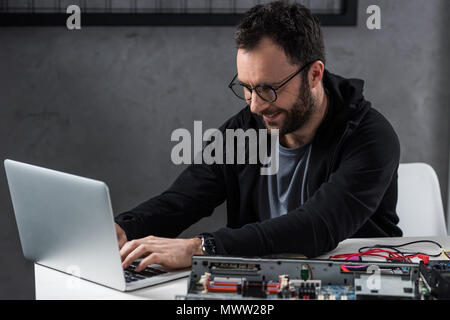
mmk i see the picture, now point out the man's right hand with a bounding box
[115,223,127,249]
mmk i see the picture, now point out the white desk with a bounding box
[35,236,450,300]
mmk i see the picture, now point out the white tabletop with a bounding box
[35,236,450,300]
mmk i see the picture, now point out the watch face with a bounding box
[200,235,216,255]
[204,239,211,254]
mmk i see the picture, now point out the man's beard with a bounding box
[263,80,316,136]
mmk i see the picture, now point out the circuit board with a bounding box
[180,255,422,300]
[419,260,450,299]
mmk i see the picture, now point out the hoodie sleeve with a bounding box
[211,109,401,257]
[115,162,227,241]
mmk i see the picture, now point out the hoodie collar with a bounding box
[323,69,366,110]
[316,70,371,140]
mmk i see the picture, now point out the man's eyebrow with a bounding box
[236,77,280,87]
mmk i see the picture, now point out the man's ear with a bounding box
[308,60,325,90]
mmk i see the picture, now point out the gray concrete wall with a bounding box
[1,0,449,299]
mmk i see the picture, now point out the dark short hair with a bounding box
[235,1,326,68]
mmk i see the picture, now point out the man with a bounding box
[115,1,402,273]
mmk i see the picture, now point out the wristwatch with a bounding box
[197,233,217,255]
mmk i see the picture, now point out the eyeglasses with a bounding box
[228,61,314,103]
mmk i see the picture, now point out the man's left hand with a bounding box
[120,235,204,272]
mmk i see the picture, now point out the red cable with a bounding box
[331,248,408,262]
[330,248,429,264]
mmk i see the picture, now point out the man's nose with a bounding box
[249,91,269,114]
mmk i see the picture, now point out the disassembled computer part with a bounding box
[419,260,450,300]
[180,255,423,300]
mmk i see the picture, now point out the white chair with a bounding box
[396,163,447,237]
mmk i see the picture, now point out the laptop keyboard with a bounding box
[124,261,167,283]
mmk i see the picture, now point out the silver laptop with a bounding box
[4,159,190,292]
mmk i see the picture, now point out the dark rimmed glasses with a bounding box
[228,61,314,103]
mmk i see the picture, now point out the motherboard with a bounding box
[179,255,431,300]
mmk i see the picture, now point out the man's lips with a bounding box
[262,111,282,122]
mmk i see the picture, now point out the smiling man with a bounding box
[115,1,402,272]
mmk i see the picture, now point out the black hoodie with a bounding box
[115,70,402,258]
